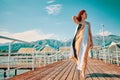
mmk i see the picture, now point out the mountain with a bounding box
[0,34,120,53]
[0,39,72,53]
[93,34,120,46]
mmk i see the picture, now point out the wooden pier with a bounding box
[7,58,120,80]
[0,64,42,78]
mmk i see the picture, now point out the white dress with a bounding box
[70,22,89,70]
[77,22,88,70]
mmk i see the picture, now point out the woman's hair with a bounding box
[77,10,86,22]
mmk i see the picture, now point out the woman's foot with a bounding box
[80,71,86,80]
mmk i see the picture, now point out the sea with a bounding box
[0,56,31,80]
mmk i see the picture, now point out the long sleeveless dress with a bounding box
[70,21,91,71]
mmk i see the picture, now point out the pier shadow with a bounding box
[86,73,120,78]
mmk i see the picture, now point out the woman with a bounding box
[70,10,93,80]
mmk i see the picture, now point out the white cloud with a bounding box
[47,0,55,4]
[97,30,112,36]
[0,29,58,43]
[45,4,62,15]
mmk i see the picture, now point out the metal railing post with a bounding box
[44,51,46,66]
[115,46,119,66]
[7,42,11,78]
[32,48,35,70]
[7,41,14,78]
[56,53,58,62]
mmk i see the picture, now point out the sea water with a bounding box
[0,69,30,80]
[0,56,30,80]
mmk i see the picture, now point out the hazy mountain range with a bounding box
[0,35,120,53]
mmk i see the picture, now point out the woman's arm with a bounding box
[72,16,79,25]
[88,22,93,49]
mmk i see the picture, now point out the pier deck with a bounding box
[7,58,120,80]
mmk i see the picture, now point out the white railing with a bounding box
[36,50,70,66]
[90,48,120,66]
[0,35,70,79]
[0,35,36,79]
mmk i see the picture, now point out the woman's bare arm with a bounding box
[88,22,93,48]
[72,16,79,25]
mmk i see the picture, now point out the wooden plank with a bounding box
[87,63,95,80]
[88,58,120,80]
[8,61,64,80]
[93,59,120,80]
[73,65,79,80]
[27,61,67,80]
[42,60,72,80]
[95,61,114,80]
[53,60,74,80]
[98,62,120,80]
[7,58,120,80]
[87,59,99,80]
[88,59,106,80]
[63,61,76,80]
[92,62,106,80]
[59,61,75,80]
[39,60,71,80]
[86,66,93,80]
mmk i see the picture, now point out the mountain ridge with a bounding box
[0,34,120,53]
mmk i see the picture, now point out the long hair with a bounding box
[77,10,86,22]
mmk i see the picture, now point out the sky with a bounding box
[0,0,120,43]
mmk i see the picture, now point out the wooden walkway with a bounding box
[8,58,120,80]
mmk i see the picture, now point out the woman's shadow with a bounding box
[86,73,120,79]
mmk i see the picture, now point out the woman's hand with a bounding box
[72,16,77,19]
[72,16,79,25]
[90,42,93,49]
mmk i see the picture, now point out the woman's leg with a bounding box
[81,61,87,80]
[80,52,89,80]
[78,69,81,80]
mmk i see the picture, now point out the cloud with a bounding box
[45,4,62,15]
[0,29,58,43]
[97,30,112,36]
[47,0,55,4]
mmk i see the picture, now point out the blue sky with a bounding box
[0,0,120,42]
